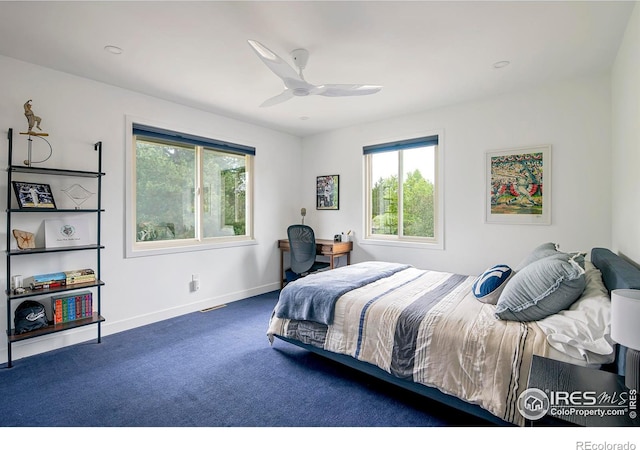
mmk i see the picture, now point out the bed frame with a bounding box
[273,247,640,426]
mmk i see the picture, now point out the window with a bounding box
[130,123,254,254]
[364,135,441,246]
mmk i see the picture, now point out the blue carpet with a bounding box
[0,290,491,427]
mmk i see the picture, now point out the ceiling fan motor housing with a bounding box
[290,48,309,70]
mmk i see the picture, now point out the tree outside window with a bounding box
[132,124,253,250]
[365,136,440,244]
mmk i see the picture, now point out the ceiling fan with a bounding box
[247,39,382,107]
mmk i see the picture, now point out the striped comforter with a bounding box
[267,263,550,426]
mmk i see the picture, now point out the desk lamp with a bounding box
[611,289,640,391]
[301,208,306,224]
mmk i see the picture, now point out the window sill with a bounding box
[126,237,257,258]
[360,238,443,251]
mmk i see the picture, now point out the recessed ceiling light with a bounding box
[299,116,310,121]
[493,60,510,69]
[104,45,123,55]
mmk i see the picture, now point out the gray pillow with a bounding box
[495,252,586,322]
[515,242,560,271]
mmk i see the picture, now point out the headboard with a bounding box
[591,247,640,375]
[592,247,640,291]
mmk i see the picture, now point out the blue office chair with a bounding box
[285,224,330,284]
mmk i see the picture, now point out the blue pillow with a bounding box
[495,253,586,322]
[472,264,514,304]
[515,242,560,271]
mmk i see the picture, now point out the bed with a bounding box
[267,245,640,426]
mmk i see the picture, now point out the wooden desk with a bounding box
[278,238,353,289]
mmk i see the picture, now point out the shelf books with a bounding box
[25,272,66,290]
[65,268,96,286]
[24,268,96,290]
[51,291,93,324]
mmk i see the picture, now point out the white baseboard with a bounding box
[1,282,280,365]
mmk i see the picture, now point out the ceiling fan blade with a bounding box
[315,84,383,97]
[248,39,302,83]
[260,89,295,107]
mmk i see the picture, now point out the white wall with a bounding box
[302,74,613,275]
[0,55,302,363]
[1,2,637,363]
[612,3,640,263]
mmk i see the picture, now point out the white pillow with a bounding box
[536,261,615,365]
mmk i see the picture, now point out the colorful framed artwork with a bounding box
[316,175,339,210]
[12,181,56,209]
[485,145,551,225]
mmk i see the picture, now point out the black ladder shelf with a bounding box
[4,128,105,368]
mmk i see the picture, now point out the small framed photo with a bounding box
[316,175,339,210]
[12,181,56,209]
[485,145,551,225]
[45,218,90,248]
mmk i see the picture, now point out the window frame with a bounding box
[362,132,444,250]
[125,117,256,258]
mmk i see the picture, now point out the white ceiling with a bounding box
[0,1,634,137]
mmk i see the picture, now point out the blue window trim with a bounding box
[363,135,438,155]
[133,123,256,156]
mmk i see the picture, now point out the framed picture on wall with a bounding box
[485,145,551,225]
[316,175,339,210]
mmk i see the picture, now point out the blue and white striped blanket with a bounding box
[275,261,410,325]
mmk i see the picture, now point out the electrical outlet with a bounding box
[190,273,200,292]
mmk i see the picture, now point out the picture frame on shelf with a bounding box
[485,144,551,225]
[316,175,339,210]
[12,181,56,209]
[44,218,91,248]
